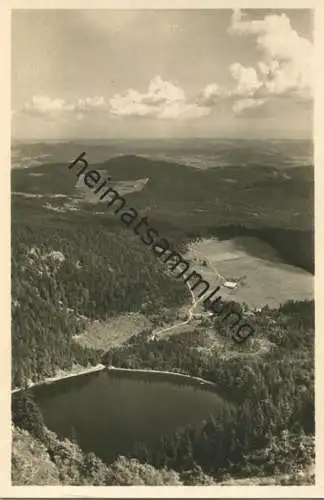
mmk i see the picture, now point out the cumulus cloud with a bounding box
[19,12,312,123]
[109,76,210,120]
[73,96,108,113]
[232,97,265,116]
[196,83,226,106]
[229,62,262,97]
[228,9,313,97]
[158,101,210,119]
[22,96,70,119]
[199,10,313,116]
[21,95,108,120]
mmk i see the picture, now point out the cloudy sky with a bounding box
[12,9,313,140]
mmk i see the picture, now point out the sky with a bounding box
[11,9,313,140]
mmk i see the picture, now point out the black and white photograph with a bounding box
[9,6,316,488]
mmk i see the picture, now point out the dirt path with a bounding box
[153,245,238,339]
[152,280,205,338]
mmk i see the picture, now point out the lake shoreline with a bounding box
[11,364,106,394]
[105,366,218,387]
[12,364,219,393]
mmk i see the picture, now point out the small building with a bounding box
[223,281,237,289]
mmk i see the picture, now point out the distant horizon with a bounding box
[12,136,313,143]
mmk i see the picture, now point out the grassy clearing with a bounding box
[187,237,313,309]
[73,312,152,350]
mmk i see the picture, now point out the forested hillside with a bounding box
[12,425,186,485]
[12,216,188,386]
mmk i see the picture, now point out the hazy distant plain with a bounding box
[11,138,313,171]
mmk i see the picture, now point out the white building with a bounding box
[223,281,237,289]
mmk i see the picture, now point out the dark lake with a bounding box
[29,368,227,463]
